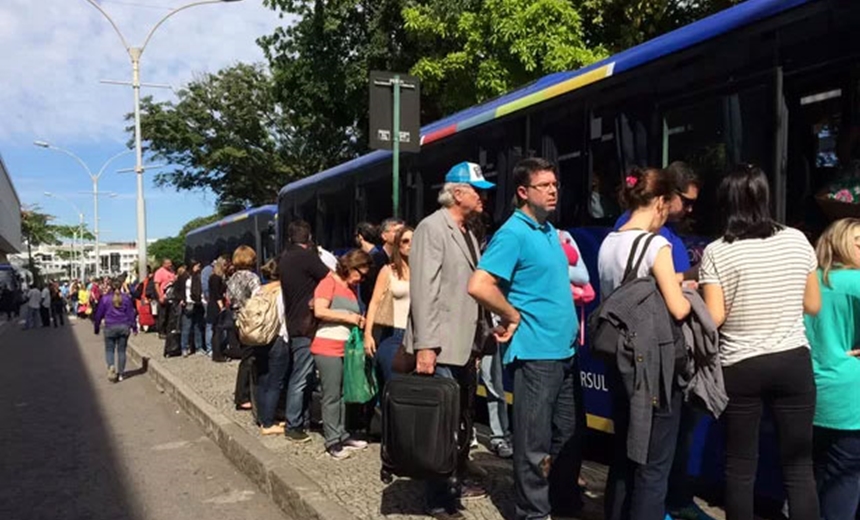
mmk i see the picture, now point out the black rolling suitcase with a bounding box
[380,374,460,483]
[162,302,182,358]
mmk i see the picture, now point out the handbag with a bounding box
[343,327,377,403]
[374,272,395,328]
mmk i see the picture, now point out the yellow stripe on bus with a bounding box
[476,384,615,434]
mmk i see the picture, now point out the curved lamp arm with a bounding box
[46,146,94,179]
[140,0,238,54]
[84,0,131,51]
[96,149,134,180]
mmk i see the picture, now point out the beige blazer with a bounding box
[404,208,481,367]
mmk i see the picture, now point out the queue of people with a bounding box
[64,155,860,520]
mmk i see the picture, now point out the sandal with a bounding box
[261,424,285,436]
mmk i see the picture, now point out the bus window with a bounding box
[662,86,770,236]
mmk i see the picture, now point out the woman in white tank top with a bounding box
[365,226,413,384]
[597,167,690,520]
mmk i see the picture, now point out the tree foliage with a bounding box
[21,207,60,249]
[137,0,743,205]
[148,236,185,268]
[580,0,741,53]
[403,0,607,113]
[148,214,220,268]
[134,63,298,208]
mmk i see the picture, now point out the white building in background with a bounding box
[9,242,139,281]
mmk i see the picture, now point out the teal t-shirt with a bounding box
[478,210,577,364]
[805,269,860,430]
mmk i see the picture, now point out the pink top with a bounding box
[154,267,176,293]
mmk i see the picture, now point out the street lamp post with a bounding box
[44,192,85,281]
[84,0,244,280]
[34,141,131,279]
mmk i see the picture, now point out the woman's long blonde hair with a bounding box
[816,218,860,287]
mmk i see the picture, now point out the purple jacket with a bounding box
[94,292,137,334]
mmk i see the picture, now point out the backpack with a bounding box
[145,276,157,300]
[587,232,657,363]
[236,283,281,346]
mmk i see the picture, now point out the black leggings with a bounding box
[722,347,818,520]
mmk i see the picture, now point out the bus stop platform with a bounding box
[126,332,729,520]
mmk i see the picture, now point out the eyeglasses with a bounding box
[352,268,369,281]
[677,191,696,209]
[527,181,560,192]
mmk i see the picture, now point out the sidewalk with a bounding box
[126,332,722,520]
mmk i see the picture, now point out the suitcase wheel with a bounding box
[380,469,393,484]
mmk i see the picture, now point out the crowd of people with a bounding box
[14,155,860,520]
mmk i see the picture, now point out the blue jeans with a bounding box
[25,307,40,329]
[512,357,581,520]
[375,327,404,388]
[104,325,130,375]
[481,347,510,443]
[255,337,290,428]
[180,305,203,354]
[205,323,213,354]
[604,366,682,520]
[285,336,315,431]
[814,427,860,520]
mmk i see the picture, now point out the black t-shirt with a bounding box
[360,247,390,308]
[279,245,331,337]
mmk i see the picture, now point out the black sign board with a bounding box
[369,71,421,153]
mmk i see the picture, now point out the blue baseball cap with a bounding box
[444,162,495,190]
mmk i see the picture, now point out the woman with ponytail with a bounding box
[93,278,138,383]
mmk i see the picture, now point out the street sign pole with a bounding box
[392,75,401,218]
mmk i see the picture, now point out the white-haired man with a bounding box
[405,161,494,519]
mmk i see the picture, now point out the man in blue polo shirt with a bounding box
[468,157,579,520]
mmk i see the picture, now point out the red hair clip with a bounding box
[625,175,638,187]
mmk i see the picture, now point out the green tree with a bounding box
[133,63,299,208]
[20,207,60,273]
[580,0,741,53]
[259,0,417,171]
[148,236,185,268]
[403,0,607,113]
[148,214,221,268]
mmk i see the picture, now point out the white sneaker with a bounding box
[117,374,124,382]
[342,438,368,451]
[327,444,351,460]
[107,365,117,382]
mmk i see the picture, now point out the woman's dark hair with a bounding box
[718,164,781,243]
[619,166,676,210]
[390,226,414,279]
[335,249,373,280]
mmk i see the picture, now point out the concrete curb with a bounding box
[127,340,359,520]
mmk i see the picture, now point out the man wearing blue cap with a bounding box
[404,161,495,518]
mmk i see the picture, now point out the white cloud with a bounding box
[0,0,287,145]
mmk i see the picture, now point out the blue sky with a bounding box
[1,0,284,242]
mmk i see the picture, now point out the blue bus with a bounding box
[184,205,278,271]
[276,0,860,505]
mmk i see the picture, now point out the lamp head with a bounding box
[44,191,54,197]
[34,140,50,148]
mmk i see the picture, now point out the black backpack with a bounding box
[587,232,657,363]
[145,276,158,300]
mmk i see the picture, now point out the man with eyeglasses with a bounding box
[469,157,581,520]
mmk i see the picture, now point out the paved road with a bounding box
[0,316,290,520]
